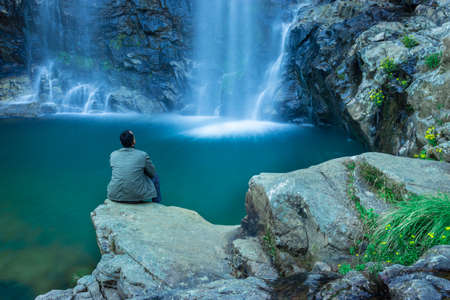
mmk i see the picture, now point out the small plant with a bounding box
[338,263,352,275]
[425,126,438,146]
[414,149,429,159]
[369,89,385,106]
[359,162,405,203]
[401,35,419,48]
[263,227,277,263]
[424,52,442,69]
[396,77,408,88]
[380,57,397,76]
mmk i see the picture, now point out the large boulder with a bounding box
[107,87,167,114]
[242,152,450,275]
[36,200,274,299]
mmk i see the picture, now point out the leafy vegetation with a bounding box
[341,161,449,273]
[359,162,405,203]
[425,126,438,146]
[380,57,397,77]
[369,89,385,106]
[263,226,277,263]
[401,35,419,48]
[424,52,442,69]
[363,193,450,265]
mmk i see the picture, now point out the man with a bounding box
[107,130,161,203]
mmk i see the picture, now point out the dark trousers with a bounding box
[151,175,162,203]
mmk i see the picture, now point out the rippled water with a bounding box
[0,114,366,298]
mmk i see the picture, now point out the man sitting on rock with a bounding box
[107,130,161,203]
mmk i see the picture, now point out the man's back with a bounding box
[107,147,157,202]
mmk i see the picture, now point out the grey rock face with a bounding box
[107,87,166,114]
[379,245,450,300]
[0,0,26,76]
[0,74,32,102]
[280,0,450,161]
[231,237,279,281]
[37,200,275,299]
[242,152,450,275]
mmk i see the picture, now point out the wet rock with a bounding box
[379,245,450,300]
[107,87,167,114]
[0,74,32,102]
[148,277,271,300]
[312,261,332,273]
[315,271,379,299]
[0,0,26,76]
[231,237,278,281]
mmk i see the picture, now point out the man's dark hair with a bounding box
[120,130,134,148]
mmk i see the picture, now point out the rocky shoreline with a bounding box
[37,152,450,299]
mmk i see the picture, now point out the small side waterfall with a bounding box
[252,22,291,120]
[22,0,112,113]
[191,0,304,120]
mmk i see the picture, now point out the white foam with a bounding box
[185,120,291,138]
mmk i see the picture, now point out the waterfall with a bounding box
[191,0,303,120]
[252,22,291,120]
[22,0,111,113]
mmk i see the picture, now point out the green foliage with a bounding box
[263,227,277,263]
[57,51,95,70]
[401,35,419,48]
[395,77,408,88]
[425,52,442,69]
[425,126,438,146]
[70,267,92,285]
[363,193,450,265]
[338,264,352,275]
[355,263,366,271]
[369,89,385,106]
[359,162,405,203]
[380,57,397,76]
[368,263,383,275]
[340,162,449,273]
[346,162,379,232]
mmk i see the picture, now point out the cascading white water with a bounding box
[252,22,291,120]
[22,0,112,113]
[192,0,304,120]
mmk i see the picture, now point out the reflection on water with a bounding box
[0,213,96,297]
[0,114,366,297]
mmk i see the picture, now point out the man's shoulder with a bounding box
[110,148,148,157]
[133,148,149,157]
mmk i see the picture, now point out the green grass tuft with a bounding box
[364,193,450,265]
[401,35,419,48]
[425,52,442,69]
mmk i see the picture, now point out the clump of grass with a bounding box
[425,52,442,69]
[363,193,450,265]
[359,162,405,203]
[263,226,277,263]
[380,57,397,77]
[401,35,419,48]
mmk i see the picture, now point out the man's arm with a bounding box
[144,154,156,179]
